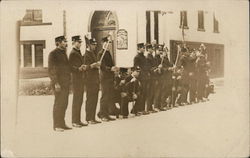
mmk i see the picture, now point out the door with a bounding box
[90,11,118,64]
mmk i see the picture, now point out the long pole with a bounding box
[63,10,66,37]
[99,41,111,64]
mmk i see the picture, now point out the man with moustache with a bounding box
[48,36,71,132]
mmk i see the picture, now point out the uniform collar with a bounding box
[147,53,153,57]
[138,52,144,56]
[57,47,65,51]
[73,47,80,52]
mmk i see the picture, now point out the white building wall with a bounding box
[162,9,225,45]
[137,11,146,44]
[66,7,92,55]
[115,9,137,67]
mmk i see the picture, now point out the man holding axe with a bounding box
[97,35,119,122]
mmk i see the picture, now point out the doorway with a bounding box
[89,11,118,63]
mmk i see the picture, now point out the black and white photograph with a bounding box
[1,0,249,157]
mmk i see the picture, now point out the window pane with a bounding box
[180,11,188,27]
[198,11,204,29]
[23,44,32,67]
[146,11,151,43]
[35,44,43,67]
[154,11,159,44]
[184,11,188,27]
[214,15,219,33]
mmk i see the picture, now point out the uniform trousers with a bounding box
[72,80,84,123]
[53,85,69,128]
[85,82,99,121]
[99,79,115,118]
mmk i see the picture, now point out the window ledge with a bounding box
[20,21,52,26]
[197,28,205,32]
[213,31,220,33]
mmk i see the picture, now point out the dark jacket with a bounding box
[196,55,208,76]
[84,50,99,84]
[153,54,162,79]
[146,53,155,79]
[125,75,142,101]
[114,74,128,102]
[98,49,114,82]
[180,55,197,83]
[69,48,85,85]
[134,52,150,81]
[48,48,71,88]
[172,70,183,92]
[161,56,173,84]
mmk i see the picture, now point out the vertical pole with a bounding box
[63,10,66,37]
[20,44,24,68]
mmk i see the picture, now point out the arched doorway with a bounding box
[89,11,118,63]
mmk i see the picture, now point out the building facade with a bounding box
[19,2,225,78]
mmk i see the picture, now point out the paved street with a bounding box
[13,85,249,157]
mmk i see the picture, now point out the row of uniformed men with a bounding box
[132,42,213,117]
[48,35,213,132]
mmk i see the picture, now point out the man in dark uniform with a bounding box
[98,36,118,121]
[84,38,101,124]
[158,45,174,110]
[204,61,213,100]
[145,44,157,113]
[69,35,88,128]
[196,48,207,102]
[179,47,191,105]
[113,68,129,118]
[153,46,163,111]
[133,43,150,115]
[188,49,198,104]
[48,36,71,132]
[126,67,142,116]
[114,68,129,118]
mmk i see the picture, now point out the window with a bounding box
[213,13,219,33]
[21,41,45,68]
[198,11,205,31]
[23,9,42,23]
[146,11,151,43]
[180,11,188,29]
[154,11,159,44]
[146,11,160,44]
